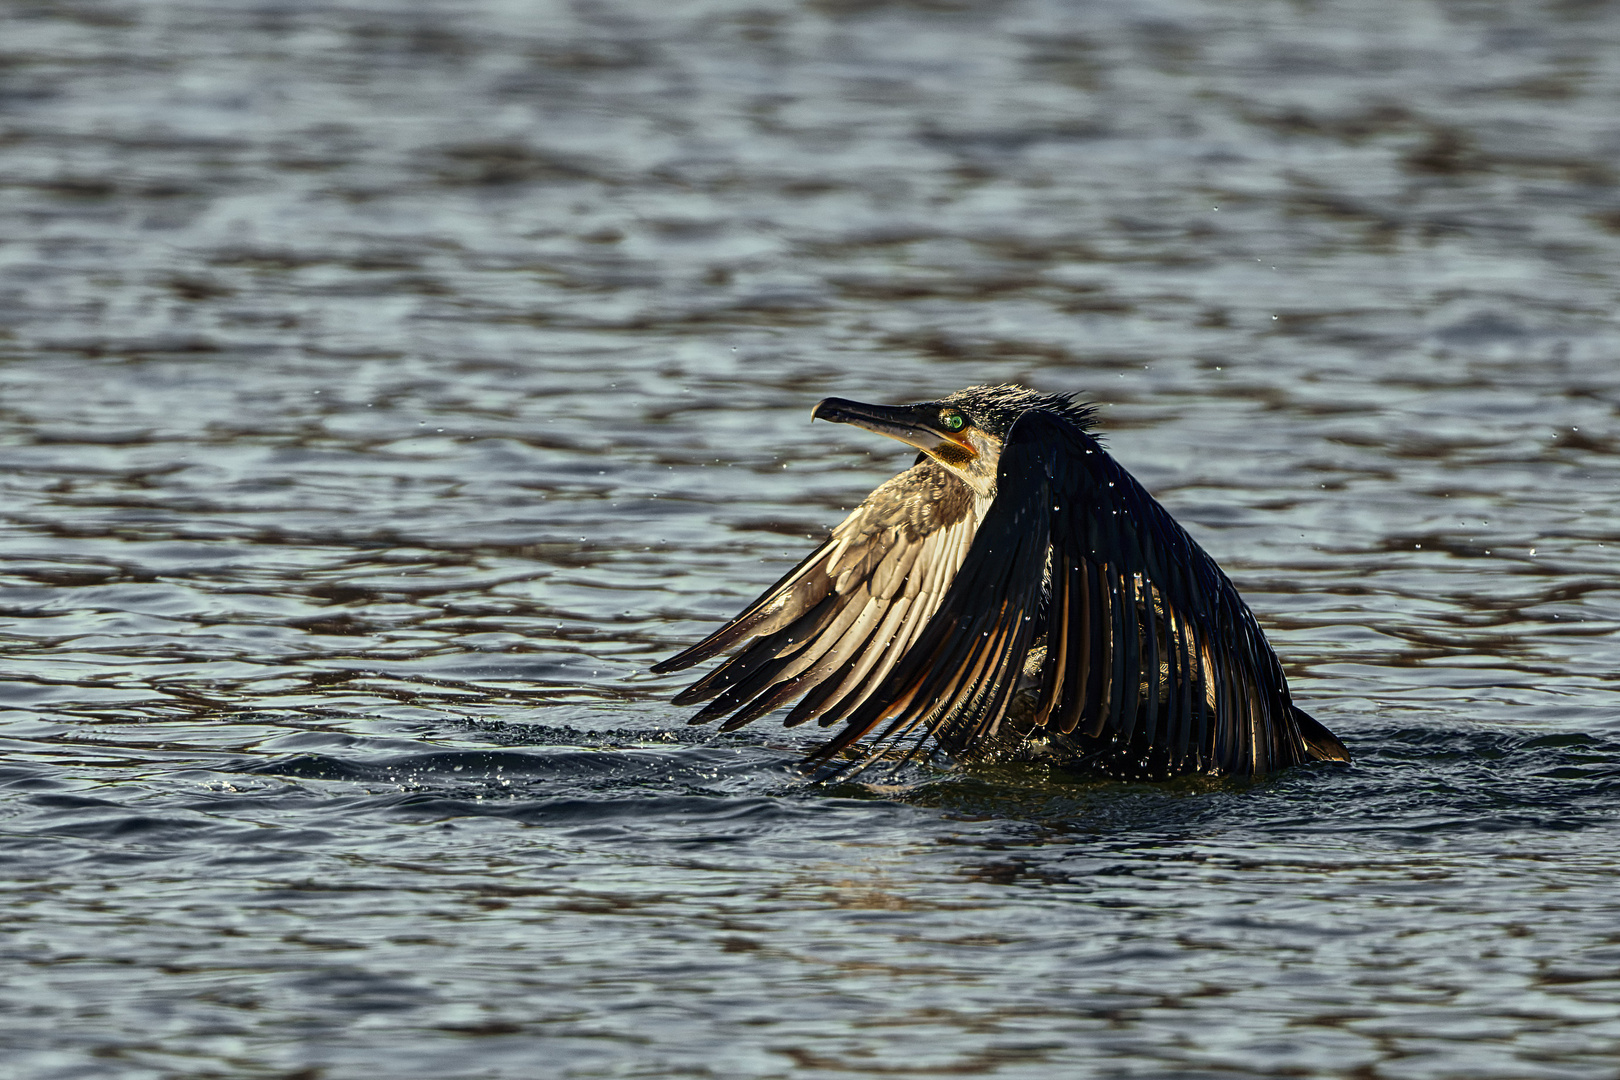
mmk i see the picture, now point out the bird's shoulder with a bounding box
[1003,406,1103,461]
[838,459,975,544]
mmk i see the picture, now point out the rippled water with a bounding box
[3,1,1620,1077]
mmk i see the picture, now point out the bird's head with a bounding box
[812,384,1096,497]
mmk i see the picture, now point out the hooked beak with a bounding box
[812,397,974,461]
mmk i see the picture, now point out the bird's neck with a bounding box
[972,489,997,523]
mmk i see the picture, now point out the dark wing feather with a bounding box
[1025,410,1343,776]
[806,410,1347,778]
[803,447,1053,765]
[651,460,979,732]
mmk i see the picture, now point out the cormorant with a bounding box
[652,384,1349,780]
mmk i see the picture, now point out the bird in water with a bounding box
[652,384,1349,780]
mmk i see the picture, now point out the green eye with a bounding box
[941,411,965,432]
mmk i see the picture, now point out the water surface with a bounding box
[3,1,1620,1077]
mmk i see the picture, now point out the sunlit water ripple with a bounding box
[2,1,1619,1077]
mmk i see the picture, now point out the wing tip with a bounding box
[649,628,744,676]
[1292,705,1350,763]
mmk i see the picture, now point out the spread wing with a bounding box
[808,410,1348,778]
[651,459,980,733]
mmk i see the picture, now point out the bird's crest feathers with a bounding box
[940,384,1100,439]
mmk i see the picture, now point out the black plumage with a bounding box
[652,384,1349,779]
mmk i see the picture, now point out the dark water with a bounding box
[3,1,1620,1076]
